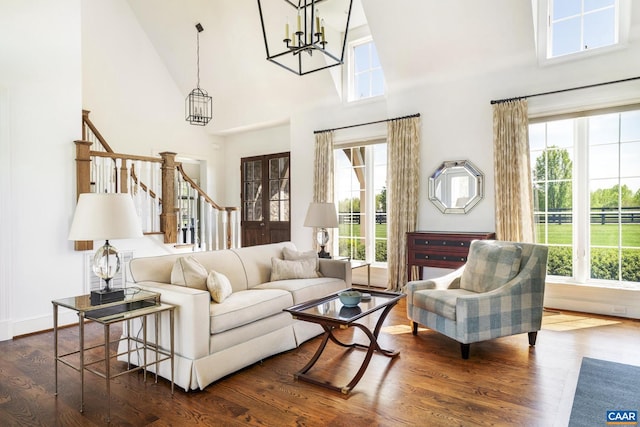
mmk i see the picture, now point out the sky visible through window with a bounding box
[352,40,384,100]
[550,0,616,57]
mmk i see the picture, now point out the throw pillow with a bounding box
[170,256,208,290]
[270,257,320,281]
[460,241,523,293]
[206,270,233,303]
[282,247,321,275]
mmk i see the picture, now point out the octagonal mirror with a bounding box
[429,160,484,214]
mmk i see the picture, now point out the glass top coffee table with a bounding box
[284,288,405,394]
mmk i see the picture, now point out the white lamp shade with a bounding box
[303,202,338,228]
[68,193,143,241]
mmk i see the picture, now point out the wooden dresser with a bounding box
[407,231,495,281]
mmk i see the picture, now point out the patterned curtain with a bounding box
[311,131,335,250]
[387,116,421,291]
[492,99,534,242]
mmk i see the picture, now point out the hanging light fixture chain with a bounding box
[196,27,201,89]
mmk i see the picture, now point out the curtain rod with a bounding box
[314,113,420,134]
[490,75,640,105]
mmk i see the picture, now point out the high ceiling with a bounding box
[124,0,637,135]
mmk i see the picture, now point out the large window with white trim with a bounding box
[529,106,640,288]
[334,142,387,264]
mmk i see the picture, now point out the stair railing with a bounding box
[74,110,239,251]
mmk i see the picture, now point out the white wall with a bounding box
[81,0,218,161]
[0,0,83,339]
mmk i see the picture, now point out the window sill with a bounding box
[538,42,628,67]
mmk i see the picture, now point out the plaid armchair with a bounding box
[406,240,548,359]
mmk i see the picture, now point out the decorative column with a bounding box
[160,152,177,244]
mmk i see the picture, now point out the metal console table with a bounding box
[52,289,174,423]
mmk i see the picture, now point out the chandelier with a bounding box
[257,0,353,76]
[185,23,212,126]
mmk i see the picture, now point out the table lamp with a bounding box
[68,193,143,304]
[304,202,338,258]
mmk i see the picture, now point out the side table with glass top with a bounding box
[52,289,175,423]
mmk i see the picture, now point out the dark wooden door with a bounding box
[241,152,290,247]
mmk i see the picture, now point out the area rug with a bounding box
[569,357,640,427]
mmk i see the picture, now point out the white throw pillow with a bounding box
[282,247,321,275]
[206,270,232,303]
[270,257,320,281]
[170,256,207,290]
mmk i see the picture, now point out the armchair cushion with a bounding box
[412,289,474,321]
[460,241,522,293]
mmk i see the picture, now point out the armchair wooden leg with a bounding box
[528,331,538,346]
[412,322,418,335]
[460,343,470,359]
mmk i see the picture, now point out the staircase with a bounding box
[73,110,240,252]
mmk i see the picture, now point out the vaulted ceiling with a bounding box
[124,0,638,135]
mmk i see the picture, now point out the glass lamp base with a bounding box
[93,240,121,292]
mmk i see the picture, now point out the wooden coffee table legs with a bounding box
[294,302,399,395]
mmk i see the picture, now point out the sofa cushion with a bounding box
[460,241,522,293]
[270,257,319,281]
[209,289,293,334]
[255,276,346,305]
[170,256,208,290]
[412,289,476,321]
[206,270,233,303]
[283,247,320,275]
[231,242,296,288]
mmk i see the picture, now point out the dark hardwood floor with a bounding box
[1,299,638,426]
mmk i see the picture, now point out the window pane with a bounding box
[589,113,619,145]
[371,69,385,97]
[548,246,573,277]
[584,8,616,49]
[591,247,620,280]
[547,119,574,148]
[553,0,581,19]
[589,144,619,179]
[621,111,640,142]
[529,123,546,151]
[622,249,640,282]
[552,17,581,56]
[355,73,371,99]
[371,43,381,68]
[354,43,369,72]
[620,142,640,177]
[584,0,615,13]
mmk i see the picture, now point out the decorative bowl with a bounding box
[339,290,362,307]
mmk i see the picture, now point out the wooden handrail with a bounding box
[177,163,223,210]
[90,150,163,164]
[82,110,115,153]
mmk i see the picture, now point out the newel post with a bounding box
[160,152,178,244]
[74,140,93,251]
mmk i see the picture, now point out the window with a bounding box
[529,107,640,288]
[549,0,617,57]
[534,0,630,63]
[348,38,385,102]
[334,143,387,264]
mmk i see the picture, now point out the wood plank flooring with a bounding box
[1,299,638,426]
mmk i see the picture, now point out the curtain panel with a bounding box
[310,131,335,250]
[492,99,534,242]
[386,116,421,291]
[313,131,334,203]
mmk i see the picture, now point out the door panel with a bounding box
[241,152,290,247]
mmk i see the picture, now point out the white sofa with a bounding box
[118,242,351,391]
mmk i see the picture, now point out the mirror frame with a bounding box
[428,160,484,214]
